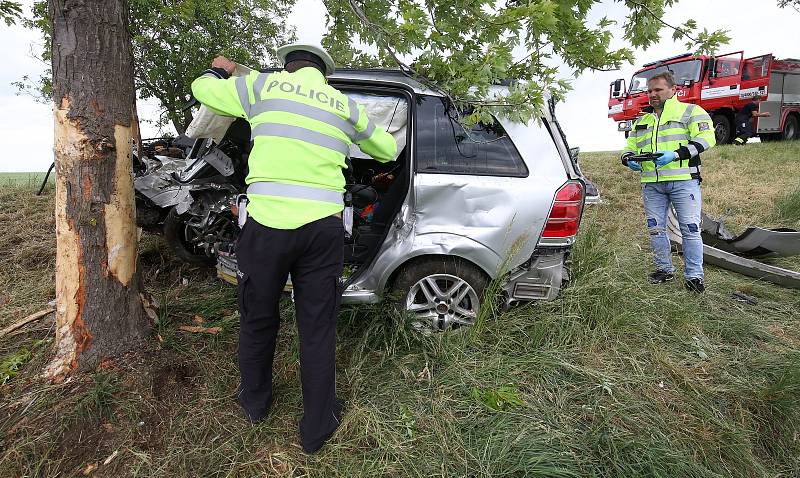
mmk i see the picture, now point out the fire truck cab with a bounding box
[608,52,800,144]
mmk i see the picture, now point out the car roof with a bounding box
[329,69,444,96]
[259,66,444,96]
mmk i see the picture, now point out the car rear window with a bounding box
[415,96,528,177]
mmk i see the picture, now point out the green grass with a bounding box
[0,172,54,190]
[1,142,800,477]
[776,189,800,225]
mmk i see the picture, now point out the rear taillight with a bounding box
[542,181,584,238]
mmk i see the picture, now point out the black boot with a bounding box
[684,278,705,293]
[648,270,674,284]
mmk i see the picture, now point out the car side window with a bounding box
[415,96,528,177]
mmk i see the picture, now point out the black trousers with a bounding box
[235,214,344,452]
[736,116,754,140]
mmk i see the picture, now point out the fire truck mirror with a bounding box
[611,79,624,98]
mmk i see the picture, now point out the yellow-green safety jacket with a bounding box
[621,95,716,183]
[191,66,398,229]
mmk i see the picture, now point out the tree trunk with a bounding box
[46,0,150,379]
[167,102,193,136]
[171,116,186,136]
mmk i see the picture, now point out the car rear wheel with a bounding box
[393,258,488,334]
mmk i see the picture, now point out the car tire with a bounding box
[163,207,216,266]
[712,114,732,145]
[392,257,489,334]
[782,114,799,141]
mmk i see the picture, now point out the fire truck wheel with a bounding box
[712,114,732,145]
[782,115,798,141]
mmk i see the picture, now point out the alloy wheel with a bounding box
[405,273,480,334]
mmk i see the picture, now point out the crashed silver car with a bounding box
[149,69,588,332]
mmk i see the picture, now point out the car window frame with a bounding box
[413,95,529,178]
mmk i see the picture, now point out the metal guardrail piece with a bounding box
[666,208,800,289]
[700,213,800,257]
[701,245,800,288]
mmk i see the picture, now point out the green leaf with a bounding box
[472,384,525,412]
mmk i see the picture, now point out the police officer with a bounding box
[620,71,716,293]
[191,44,397,453]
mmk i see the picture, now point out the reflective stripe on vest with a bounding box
[235,76,250,117]
[680,104,696,125]
[354,120,376,141]
[346,97,376,141]
[688,113,712,124]
[251,123,350,155]
[640,166,699,178]
[249,98,357,140]
[247,181,343,206]
[660,120,685,130]
[694,137,712,149]
[347,98,359,126]
[658,133,689,142]
[252,73,269,103]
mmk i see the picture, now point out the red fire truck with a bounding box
[608,52,800,144]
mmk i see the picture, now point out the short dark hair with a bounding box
[285,59,324,74]
[648,71,676,87]
[284,50,326,74]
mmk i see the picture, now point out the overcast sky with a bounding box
[0,0,796,172]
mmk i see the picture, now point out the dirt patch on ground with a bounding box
[151,361,200,401]
[0,347,209,475]
[125,354,203,452]
[56,416,111,475]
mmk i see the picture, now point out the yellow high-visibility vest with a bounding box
[623,95,716,183]
[192,67,398,229]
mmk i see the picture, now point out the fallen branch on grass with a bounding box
[0,308,55,338]
[177,325,222,334]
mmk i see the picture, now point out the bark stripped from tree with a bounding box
[45,0,149,379]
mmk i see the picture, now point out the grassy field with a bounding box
[0,172,54,190]
[1,142,799,477]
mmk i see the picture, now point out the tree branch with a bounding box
[626,0,699,43]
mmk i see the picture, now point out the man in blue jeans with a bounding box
[620,71,716,293]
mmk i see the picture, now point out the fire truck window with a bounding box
[715,58,741,78]
[742,56,770,81]
[631,77,648,93]
[629,60,702,93]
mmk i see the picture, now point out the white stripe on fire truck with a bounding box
[700,85,741,100]
[739,86,768,99]
[608,104,624,115]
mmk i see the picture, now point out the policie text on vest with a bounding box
[266,80,346,113]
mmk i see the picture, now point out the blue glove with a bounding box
[626,160,642,172]
[654,151,678,168]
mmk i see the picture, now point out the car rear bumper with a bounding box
[502,248,568,302]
